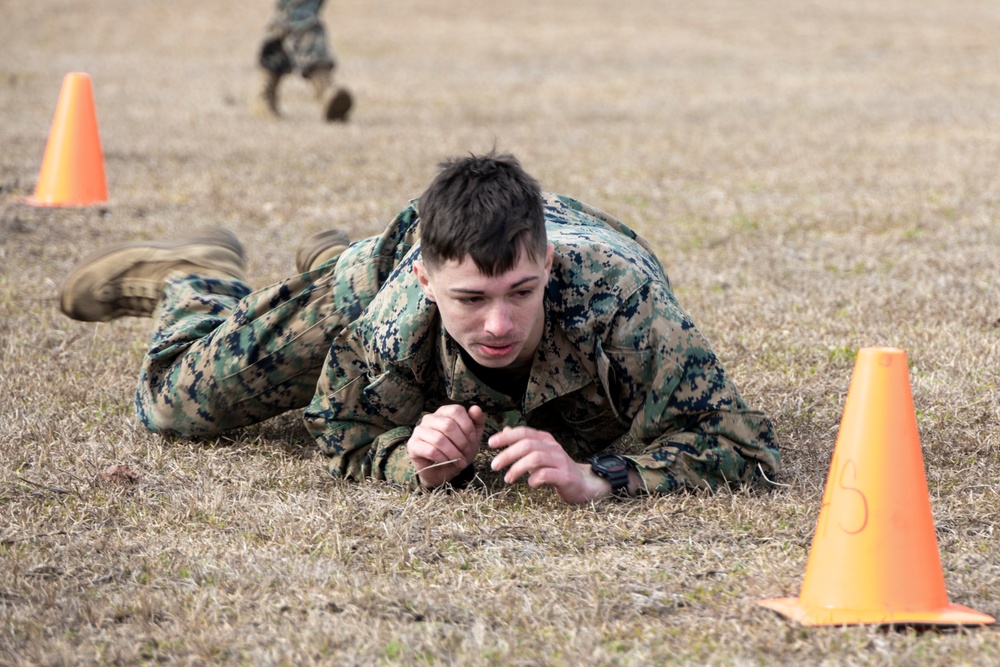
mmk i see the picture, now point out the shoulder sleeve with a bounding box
[603,280,780,493]
[300,201,429,487]
[303,321,423,486]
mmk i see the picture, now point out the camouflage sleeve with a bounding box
[604,281,780,493]
[301,202,427,488]
[302,322,422,489]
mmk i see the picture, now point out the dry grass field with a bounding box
[3,0,1000,664]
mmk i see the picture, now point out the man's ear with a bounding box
[413,261,436,302]
[545,244,555,273]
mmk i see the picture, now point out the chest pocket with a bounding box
[536,391,625,458]
[558,387,627,431]
[538,370,630,458]
[363,371,425,426]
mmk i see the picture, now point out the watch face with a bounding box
[592,454,629,493]
[593,454,626,473]
[603,459,626,474]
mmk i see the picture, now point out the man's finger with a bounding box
[425,407,478,446]
[504,449,559,488]
[468,405,487,432]
[489,437,530,471]
[501,450,550,484]
[488,425,539,449]
[409,430,467,466]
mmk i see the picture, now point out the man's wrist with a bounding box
[578,462,615,500]
[625,468,642,496]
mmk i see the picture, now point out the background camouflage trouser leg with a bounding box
[258,0,335,77]
[136,263,343,437]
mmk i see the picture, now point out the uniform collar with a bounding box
[439,305,593,413]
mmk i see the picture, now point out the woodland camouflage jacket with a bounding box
[303,193,780,494]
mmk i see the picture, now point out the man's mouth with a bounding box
[478,341,517,358]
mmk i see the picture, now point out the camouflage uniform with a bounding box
[137,194,780,494]
[259,0,336,77]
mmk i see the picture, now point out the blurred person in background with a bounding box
[252,0,352,122]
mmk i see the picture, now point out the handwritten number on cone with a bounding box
[818,458,870,537]
[837,460,869,535]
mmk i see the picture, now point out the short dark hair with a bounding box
[418,151,546,276]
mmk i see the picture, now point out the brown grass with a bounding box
[2,0,1000,664]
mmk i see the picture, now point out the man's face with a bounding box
[414,245,554,368]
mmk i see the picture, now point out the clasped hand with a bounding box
[407,406,616,504]
[407,404,485,489]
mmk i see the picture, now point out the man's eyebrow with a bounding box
[449,275,541,295]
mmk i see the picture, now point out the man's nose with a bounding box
[484,302,514,336]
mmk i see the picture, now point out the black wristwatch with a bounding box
[589,453,631,497]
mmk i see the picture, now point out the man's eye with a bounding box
[457,297,482,305]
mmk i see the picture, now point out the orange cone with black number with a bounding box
[759,347,994,626]
[28,72,108,207]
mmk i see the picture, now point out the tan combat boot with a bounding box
[306,69,352,122]
[60,228,246,322]
[295,229,351,273]
[251,68,283,118]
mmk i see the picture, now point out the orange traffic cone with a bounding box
[28,72,108,207]
[759,347,994,626]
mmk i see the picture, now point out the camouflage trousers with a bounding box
[259,0,335,77]
[135,250,381,436]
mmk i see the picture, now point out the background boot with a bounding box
[295,229,351,273]
[60,229,246,322]
[251,68,282,118]
[306,69,352,122]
